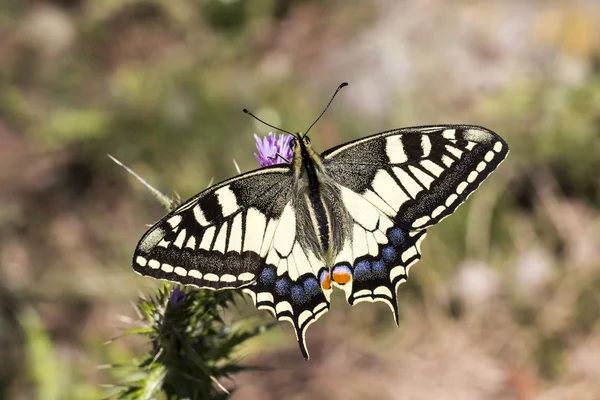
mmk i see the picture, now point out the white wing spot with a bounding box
[484,151,495,162]
[401,247,418,263]
[467,171,478,183]
[477,161,487,172]
[386,136,408,164]
[314,303,328,315]
[213,223,228,253]
[421,135,432,157]
[199,226,216,250]
[409,165,435,189]
[189,270,202,279]
[167,215,182,228]
[390,266,406,281]
[276,301,294,315]
[445,194,458,207]
[228,213,243,253]
[392,167,421,199]
[174,267,187,276]
[465,142,476,151]
[493,142,503,152]
[221,274,236,283]
[441,155,454,167]
[273,203,296,255]
[257,292,274,303]
[136,256,147,267]
[204,273,219,282]
[432,205,445,219]
[442,129,456,139]
[446,145,463,159]
[244,208,267,253]
[173,229,187,249]
[148,260,160,269]
[185,236,196,249]
[215,186,239,217]
[354,289,372,298]
[161,263,173,273]
[420,160,445,177]
[238,272,255,281]
[456,181,469,194]
[298,310,313,327]
[374,286,392,298]
[158,240,170,248]
[412,216,430,228]
[193,205,209,226]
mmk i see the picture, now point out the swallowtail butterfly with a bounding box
[132,83,509,359]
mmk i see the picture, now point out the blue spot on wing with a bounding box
[291,285,307,304]
[372,260,385,277]
[354,260,371,281]
[382,246,396,262]
[303,277,320,296]
[388,227,404,245]
[275,278,290,296]
[260,267,276,285]
[333,265,352,275]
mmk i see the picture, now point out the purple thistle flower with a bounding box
[169,286,185,306]
[254,132,293,167]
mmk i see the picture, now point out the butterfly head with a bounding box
[289,132,324,179]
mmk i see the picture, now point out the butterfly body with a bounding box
[133,124,508,359]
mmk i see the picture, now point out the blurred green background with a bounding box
[1,0,600,399]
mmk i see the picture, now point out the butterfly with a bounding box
[132,83,509,359]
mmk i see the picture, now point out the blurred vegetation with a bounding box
[1,0,600,399]
[112,285,268,399]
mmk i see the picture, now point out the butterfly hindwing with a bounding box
[133,166,293,289]
[243,201,331,359]
[323,125,509,231]
[329,184,427,323]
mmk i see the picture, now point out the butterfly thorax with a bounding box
[291,134,348,266]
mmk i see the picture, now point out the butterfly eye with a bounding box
[303,136,311,145]
[289,139,297,150]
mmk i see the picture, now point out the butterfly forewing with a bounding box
[133,166,293,289]
[323,125,509,231]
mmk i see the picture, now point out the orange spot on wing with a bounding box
[321,272,331,290]
[332,270,352,285]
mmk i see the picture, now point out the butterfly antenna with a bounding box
[304,82,348,136]
[243,108,293,135]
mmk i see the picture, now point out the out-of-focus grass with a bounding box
[1,1,600,399]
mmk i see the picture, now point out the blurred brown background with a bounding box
[2,0,600,399]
